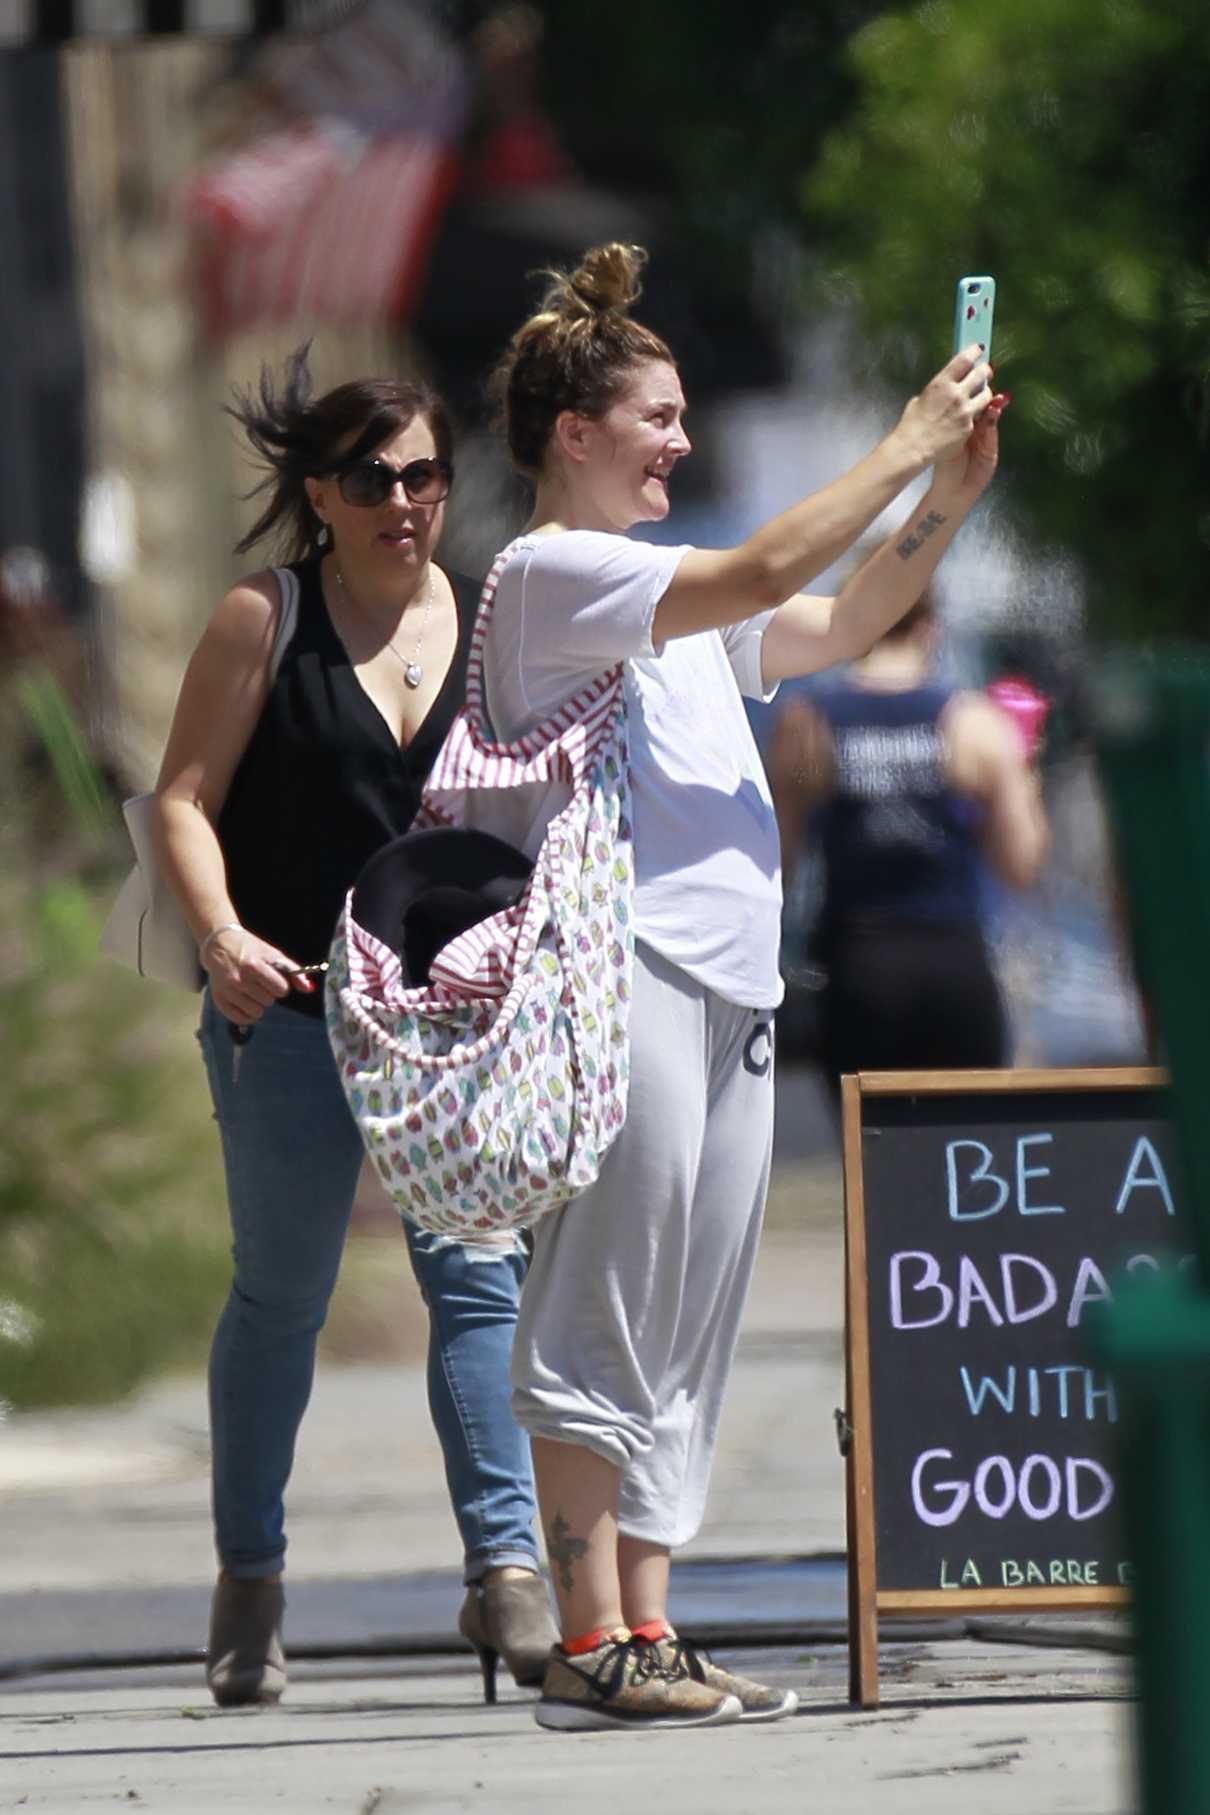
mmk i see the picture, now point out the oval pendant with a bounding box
[404,662,423,689]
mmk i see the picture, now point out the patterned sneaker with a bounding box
[659,1635,799,1724]
[535,1629,741,1731]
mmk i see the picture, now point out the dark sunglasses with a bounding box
[333,456,454,508]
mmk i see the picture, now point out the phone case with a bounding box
[953,275,995,360]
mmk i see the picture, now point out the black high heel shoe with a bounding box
[458,1573,558,1704]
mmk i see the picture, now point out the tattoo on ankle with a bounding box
[547,1512,590,1592]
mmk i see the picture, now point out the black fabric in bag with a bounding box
[350,826,533,988]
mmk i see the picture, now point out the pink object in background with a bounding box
[986,676,1051,760]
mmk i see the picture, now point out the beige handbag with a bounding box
[98,566,300,989]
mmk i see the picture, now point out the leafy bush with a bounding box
[0,676,228,1412]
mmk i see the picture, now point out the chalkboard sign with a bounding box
[843,1067,1187,1707]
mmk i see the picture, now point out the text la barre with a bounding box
[939,1557,1134,1589]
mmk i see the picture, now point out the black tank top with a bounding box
[218,558,477,1010]
[812,679,984,938]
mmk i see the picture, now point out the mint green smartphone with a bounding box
[953,274,996,360]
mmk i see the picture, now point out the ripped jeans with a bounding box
[198,991,539,1582]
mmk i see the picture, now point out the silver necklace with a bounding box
[336,565,433,689]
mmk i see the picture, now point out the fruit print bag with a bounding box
[325,541,634,1236]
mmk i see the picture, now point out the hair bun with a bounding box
[540,242,647,321]
[571,242,646,313]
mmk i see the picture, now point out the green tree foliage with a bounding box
[804,0,1210,641]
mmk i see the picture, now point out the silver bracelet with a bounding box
[199,922,243,963]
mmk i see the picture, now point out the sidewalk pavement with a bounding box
[1,1642,1131,1815]
[0,1144,1137,1813]
[0,1218,846,1600]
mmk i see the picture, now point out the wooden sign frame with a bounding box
[843,1065,1165,1707]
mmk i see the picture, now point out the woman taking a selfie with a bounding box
[480,242,1006,1731]
[152,349,555,1709]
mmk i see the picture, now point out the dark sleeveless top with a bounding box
[218,559,478,1012]
[811,680,984,940]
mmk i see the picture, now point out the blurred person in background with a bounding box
[767,587,1049,1099]
[151,349,555,1710]
[482,241,1005,1731]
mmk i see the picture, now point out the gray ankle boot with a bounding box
[206,1576,286,1707]
[458,1574,558,1703]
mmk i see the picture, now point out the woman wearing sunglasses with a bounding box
[481,243,1006,1731]
[151,347,555,1708]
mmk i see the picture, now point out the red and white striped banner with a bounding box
[186,121,458,337]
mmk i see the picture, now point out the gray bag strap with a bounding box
[268,564,300,683]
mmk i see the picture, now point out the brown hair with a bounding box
[489,243,674,477]
[227,343,454,562]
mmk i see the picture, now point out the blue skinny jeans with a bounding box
[198,991,539,1582]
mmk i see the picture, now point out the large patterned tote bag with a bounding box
[326,542,634,1236]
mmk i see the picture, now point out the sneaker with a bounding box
[660,1636,798,1724]
[535,1629,741,1731]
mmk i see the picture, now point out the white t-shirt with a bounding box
[480,530,784,1009]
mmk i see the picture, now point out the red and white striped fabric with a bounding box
[185,123,457,339]
[325,541,636,1236]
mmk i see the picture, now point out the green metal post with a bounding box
[1093,655,1210,1814]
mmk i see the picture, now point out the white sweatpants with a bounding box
[510,940,776,1548]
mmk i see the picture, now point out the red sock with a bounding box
[561,1627,613,1657]
[630,1619,673,1643]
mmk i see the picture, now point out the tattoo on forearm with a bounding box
[895,508,947,562]
[547,1512,590,1592]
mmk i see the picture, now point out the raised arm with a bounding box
[761,383,1009,682]
[651,347,993,647]
[151,570,310,1021]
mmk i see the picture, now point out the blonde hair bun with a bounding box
[542,242,647,320]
